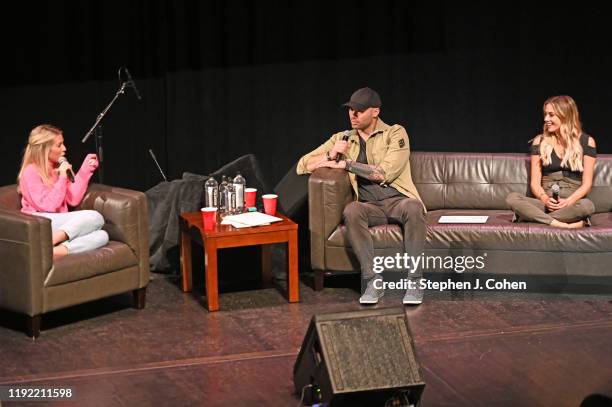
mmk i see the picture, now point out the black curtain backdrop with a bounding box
[1,1,610,192]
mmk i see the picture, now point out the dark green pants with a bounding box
[343,196,426,280]
[506,172,595,224]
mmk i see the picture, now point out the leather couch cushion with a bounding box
[426,210,612,252]
[327,209,612,253]
[588,161,612,213]
[0,185,21,211]
[328,224,404,250]
[409,152,612,214]
[410,153,530,211]
[45,241,138,287]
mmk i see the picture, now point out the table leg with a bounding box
[180,228,192,292]
[287,230,299,303]
[205,239,219,311]
[261,244,272,285]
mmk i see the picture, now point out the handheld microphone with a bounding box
[335,130,350,162]
[58,157,75,183]
[551,184,560,202]
[124,68,142,100]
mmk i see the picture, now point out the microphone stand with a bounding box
[82,81,129,184]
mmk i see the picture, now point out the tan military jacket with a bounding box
[297,119,425,211]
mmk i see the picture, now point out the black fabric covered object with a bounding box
[147,154,270,272]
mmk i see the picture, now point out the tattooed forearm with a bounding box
[345,160,386,182]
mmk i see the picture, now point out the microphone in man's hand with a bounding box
[58,157,75,183]
[551,184,560,202]
[335,130,350,163]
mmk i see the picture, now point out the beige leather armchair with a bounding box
[0,183,150,338]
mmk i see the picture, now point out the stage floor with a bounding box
[1,274,611,406]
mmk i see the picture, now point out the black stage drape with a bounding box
[1,1,610,192]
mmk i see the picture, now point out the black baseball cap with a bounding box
[342,87,382,110]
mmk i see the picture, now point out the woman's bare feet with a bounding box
[550,219,585,229]
[567,220,586,229]
[53,244,68,261]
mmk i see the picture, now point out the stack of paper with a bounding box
[438,215,489,224]
[221,212,283,228]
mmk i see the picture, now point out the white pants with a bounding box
[36,210,109,254]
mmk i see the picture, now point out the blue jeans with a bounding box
[35,210,109,254]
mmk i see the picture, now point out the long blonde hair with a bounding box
[17,124,63,191]
[537,95,584,171]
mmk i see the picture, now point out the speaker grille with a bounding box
[316,311,423,393]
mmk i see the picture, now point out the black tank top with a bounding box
[530,134,597,179]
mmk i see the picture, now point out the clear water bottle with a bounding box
[226,182,237,214]
[233,172,246,213]
[218,175,228,215]
[204,176,218,208]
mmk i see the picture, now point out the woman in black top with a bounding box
[506,95,596,228]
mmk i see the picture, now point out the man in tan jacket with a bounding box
[297,87,426,305]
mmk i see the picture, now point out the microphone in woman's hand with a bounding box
[58,157,75,183]
[551,184,560,202]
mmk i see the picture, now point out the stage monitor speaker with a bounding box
[293,307,425,407]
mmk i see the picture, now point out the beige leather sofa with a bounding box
[308,152,612,289]
[0,184,150,338]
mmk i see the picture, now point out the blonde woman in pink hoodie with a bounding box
[17,124,108,260]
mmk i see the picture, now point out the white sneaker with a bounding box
[403,286,423,305]
[359,277,384,304]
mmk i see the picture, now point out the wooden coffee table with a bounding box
[179,212,299,311]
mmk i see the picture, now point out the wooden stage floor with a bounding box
[1,274,611,406]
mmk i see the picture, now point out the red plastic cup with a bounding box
[245,188,257,208]
[262,194,278,216]
[201,207,217,230]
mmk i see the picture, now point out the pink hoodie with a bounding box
[20,156,96,214]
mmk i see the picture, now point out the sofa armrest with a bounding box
[77,184,150,287]
[0,209,52,315]
[308,169,353,270]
